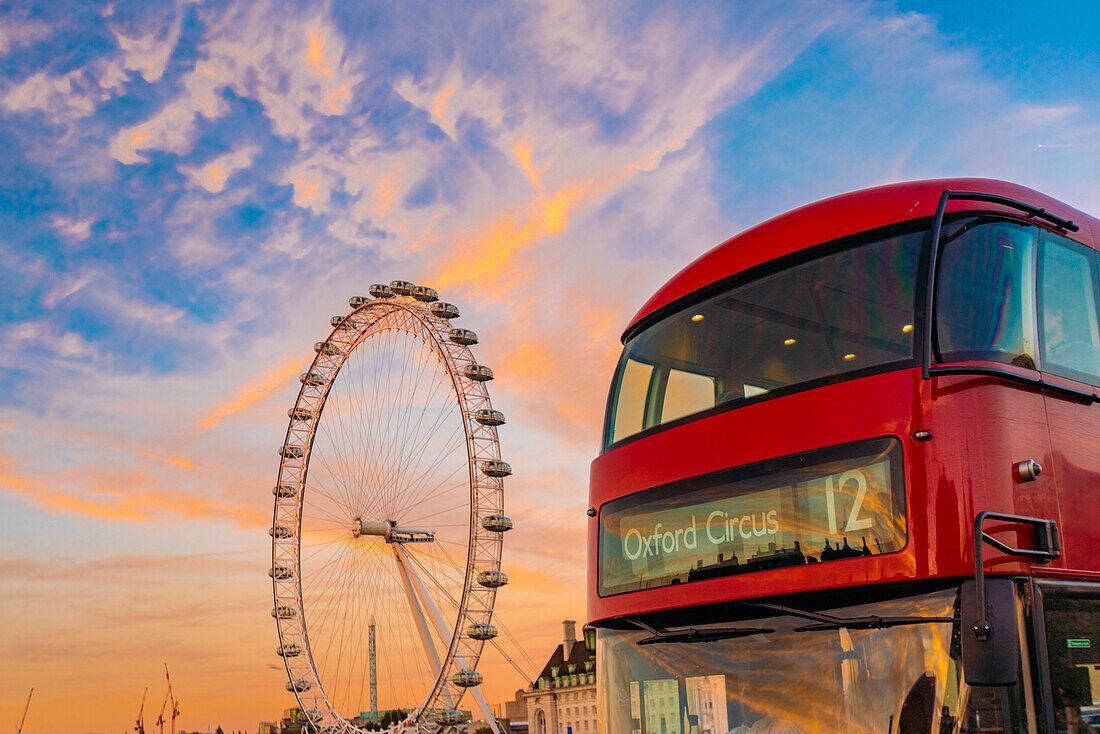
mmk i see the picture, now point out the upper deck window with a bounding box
[935,216,1100,385]
[935,217,1039,367]
[605,228,925,448]
[1038,231,1100,384]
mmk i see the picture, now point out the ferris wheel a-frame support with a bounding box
[393,544,501,732]
[392,545,456,711]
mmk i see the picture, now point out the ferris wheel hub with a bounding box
[353,518,436,543]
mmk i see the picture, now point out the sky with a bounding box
[2,0,1099,731]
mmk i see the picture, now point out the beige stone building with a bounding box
[523,621,597,734]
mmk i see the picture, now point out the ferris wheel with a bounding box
[271,281,512,733]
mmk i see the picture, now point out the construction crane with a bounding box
[153,664,180,734]
[15,688,33,734]
[134,686,148,734]
[154,687,168,734]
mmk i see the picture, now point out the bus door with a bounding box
[1033,582,1100,734]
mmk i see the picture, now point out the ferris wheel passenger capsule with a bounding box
[279,445,304,459]
[299,372,326,387]
[430,302,460,319]
[451,669,483,687]
[463,364,494,381]
[480,460,512,477]
[272,605,297,619]
[270,524,294,539]
[269,565,294,580]
[369,283,394,298]
[330,315,346,327]
[474,409,505,426]
[481,515,513,532]
[314,341,341,356]
[477,570,508,588]
[286,679,312,692]
[411,285,438,302]
[449,328,478,345]
[277,643,302,657]
[288,407,314,421]
[467,623,499,640]
[272,483,298,498]
[349,295,369,307]
[390,280,415,296]
[436,710,467,726]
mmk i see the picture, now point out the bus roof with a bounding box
[623,178,1099,343]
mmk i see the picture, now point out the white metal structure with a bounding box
[272,283,511,734]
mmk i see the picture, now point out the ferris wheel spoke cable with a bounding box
[319,406,369,518]
[338,545,372,715]
[303,453,356,517]
[344,350,387,516]
[308,445,359,520]
[415,542,539,678]
[389,335,436,451]
[319,396,362,512]
[316,381,362,492]
[396,418,465,492]
[411,547,538,683]
[301,494,356,528]
[379,331,414,473]
[302,476,354,528]
[334,546,376,710]
[373,385,454,517]
[397,425,466,503]
[304,546,358,637]
[386,404,460,507]
[299,496,353,525]
[315,545,358,700]
[352,336,391,510]
[405,501,469,526]
[391,439,467,523]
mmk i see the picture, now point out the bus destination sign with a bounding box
[598,438,906,596]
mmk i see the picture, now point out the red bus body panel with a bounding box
[589,179,1100,626]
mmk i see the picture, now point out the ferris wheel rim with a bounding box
[270,293,507,733]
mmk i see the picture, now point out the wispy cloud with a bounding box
[112,14,183,84]
[197,354,306,431]
[0,455,266,527]
[184,144,261,194]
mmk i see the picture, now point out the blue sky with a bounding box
[1,0,1098,730]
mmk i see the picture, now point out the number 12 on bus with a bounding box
[587,179,1100,734]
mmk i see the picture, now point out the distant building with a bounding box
[494,689,530,734]
[523,620,596,734]
[278,707,309,734]
[258,723,278,734]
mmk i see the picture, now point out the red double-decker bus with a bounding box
[587,179,1100,734]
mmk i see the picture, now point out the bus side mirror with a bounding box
[960,579,1019,686]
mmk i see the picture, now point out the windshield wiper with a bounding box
[628,618,774,645]
[739,602,955,632]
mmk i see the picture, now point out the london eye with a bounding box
[271,282,512,733]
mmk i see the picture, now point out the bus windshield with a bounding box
[605,228,925,447]
[597,588,1025,734]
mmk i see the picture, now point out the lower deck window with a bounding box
[597,589,1029,734]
